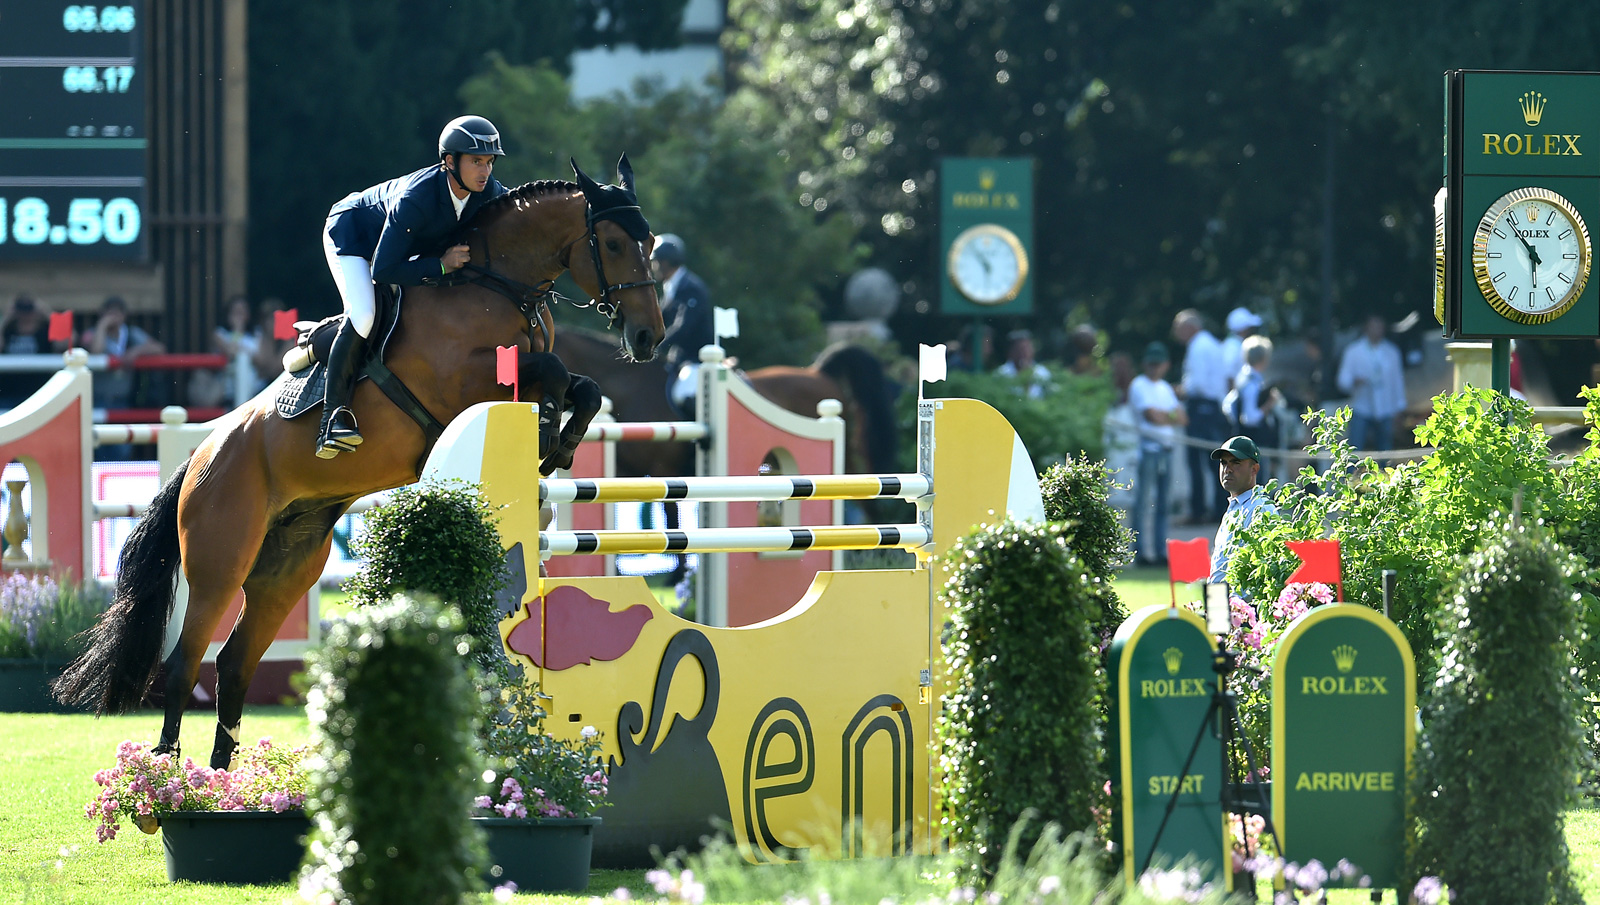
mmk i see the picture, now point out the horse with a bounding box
[53,158,666,769]
[556,329,902,579]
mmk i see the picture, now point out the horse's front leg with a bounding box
[519,351,570,464]
[542,373,602,475]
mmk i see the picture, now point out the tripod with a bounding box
[1139,645,1281,893]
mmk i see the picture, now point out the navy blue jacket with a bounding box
[325,165,508,286]
[661,268,713,366]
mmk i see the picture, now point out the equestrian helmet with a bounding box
[438,115,505,159]
[652,233,687,267]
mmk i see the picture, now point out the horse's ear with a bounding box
[617,154,635,194]
[571,157,601,195]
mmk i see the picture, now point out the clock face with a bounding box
[1472,186,1592,325]
[948,224,1029,305]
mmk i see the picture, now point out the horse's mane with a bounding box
[463,180,581,231]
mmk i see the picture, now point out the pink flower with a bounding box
[474,795,493,810]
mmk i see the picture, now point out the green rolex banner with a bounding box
[1271,605,1415,889]
[1109,605,1228,889]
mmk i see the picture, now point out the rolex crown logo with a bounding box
[978,168,996,191]
[1332,644,1358,674]
[1163,647,1183,676]
[1519,90,1547,127]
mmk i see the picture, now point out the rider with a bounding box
[650,234,713,413]
[318,114,509,458]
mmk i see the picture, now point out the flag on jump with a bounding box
[714,306,740,342]
[273,308,299,341]
[1286,539,1343,599]
[919,343,947,385]
[48,311,73,343]
[495,345,518,402]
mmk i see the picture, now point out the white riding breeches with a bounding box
[323,233,376,338]
[670,361,699,406]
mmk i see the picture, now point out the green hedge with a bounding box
[300,594,487,905]
[1408,518,1589,904]
[935,518,1104,879]
[1038,453,1132,644]
[897,369,1115,471]
[347,480,510,676]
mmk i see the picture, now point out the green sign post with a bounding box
[1271,605,1415,889]
[1109,605,1228,889]
[1443,71,1600,343]
[939,158,1034,316]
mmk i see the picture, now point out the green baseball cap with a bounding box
[1210,436,1261,462]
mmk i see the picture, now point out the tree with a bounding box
[459,58,864,366]
[247,0,689,314]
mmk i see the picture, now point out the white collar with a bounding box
[449,185,469,219]
[662,266,686,300]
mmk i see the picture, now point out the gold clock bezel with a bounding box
[948,223,1030,306]
[1472,186,1592,325]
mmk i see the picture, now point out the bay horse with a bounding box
[556,328,902,578]
[53,158,665,769]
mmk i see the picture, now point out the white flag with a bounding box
[919,343,947,385]
[714,306,740,341]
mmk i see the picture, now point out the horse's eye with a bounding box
[605,239,620,253]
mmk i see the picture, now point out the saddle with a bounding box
[274,285,448,454]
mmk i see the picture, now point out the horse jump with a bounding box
[419,395,1041,866]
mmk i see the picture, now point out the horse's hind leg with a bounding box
[212,509,340,768]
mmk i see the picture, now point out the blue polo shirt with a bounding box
[1211,486,1277,584]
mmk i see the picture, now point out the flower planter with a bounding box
[476,815,600,892]
[159,810,310,884]
[0,659,78,712]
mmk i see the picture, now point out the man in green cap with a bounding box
[1210,435,1277,584]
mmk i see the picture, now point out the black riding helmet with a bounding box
[438,115,505,193]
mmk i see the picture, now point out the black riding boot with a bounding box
[316,321,367,458]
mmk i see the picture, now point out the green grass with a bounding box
[1113,565,1201,613]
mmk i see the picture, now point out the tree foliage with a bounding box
[459,59,865,366]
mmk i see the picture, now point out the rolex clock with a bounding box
[947,223,1029,305]
[1472,186,1593,325]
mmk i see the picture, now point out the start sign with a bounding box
[1271,604,1415,888]
[1109,605,1229,889]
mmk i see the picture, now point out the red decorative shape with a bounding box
[1286,539,1342,587]
[273,308,299,340]
[48,310,73,343]
[495,345,518,401]
[1166,537,1211,584]
[504,586,654,671]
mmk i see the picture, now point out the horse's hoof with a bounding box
[152,741,179,757]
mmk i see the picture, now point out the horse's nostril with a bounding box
[635,329,653,354]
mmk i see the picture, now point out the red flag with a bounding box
[273,308,299,340]
[47,310,73,343]
[495,345,518,401]
[1286,539,1342,586]
[1166,537,1211,584]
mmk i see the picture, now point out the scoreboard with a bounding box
[0,3,146,262]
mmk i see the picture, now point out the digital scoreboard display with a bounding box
[0,3,146,262]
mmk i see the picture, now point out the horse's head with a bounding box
[571,156,665,362]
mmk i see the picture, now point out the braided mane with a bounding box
[464,180,580,230]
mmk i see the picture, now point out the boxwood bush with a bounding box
[1038,452,1132,643]
[935,518,1103,878]
[347,480,509,675]
[300,594,487,905]
[1408,517,1590,904]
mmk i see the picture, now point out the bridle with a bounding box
[421,200,653,350]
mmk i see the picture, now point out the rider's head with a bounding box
[650,233,686,281]
[438,115,505,195]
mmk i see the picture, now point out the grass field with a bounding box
[3,566,1595,903]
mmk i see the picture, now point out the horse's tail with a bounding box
[814,344,900,473]
[52,458,188,714]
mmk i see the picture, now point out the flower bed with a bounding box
[87,738,307,842]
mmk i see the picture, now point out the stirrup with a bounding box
[316,408,363,458]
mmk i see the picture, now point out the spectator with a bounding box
[1172,309,1230,522]
[1336,314,1406,451]
[1129,341,1186,566]
[209,294,265,403]
[948,323,993,372]
[1067,324,1104,376]
[649,233,712,414]
[1209,436,1277,585]
[994,329,1052,398]
[87,295,166,411]
[253,296,295,388]
[1221,306,1262,389]
[1223,336,1282,480]
[1102,351,1139,512]
[0,295,66,406]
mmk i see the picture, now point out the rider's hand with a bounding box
[441,244,471,273]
